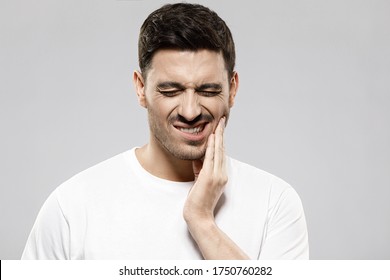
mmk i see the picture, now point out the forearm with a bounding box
[184,118,248,259]
[185,217,250,260]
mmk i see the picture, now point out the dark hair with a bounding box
[138,3,235,79]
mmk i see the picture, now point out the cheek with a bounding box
[149,97,178,118]
[206,98,230,118]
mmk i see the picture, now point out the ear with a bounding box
[133,70,147,108]
[228,71,239,108]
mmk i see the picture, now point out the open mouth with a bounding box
[173,122,209,141]
[176,123,206,134]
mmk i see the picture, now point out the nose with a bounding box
[177,90,201,121]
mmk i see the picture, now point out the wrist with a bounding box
[183,205,213,223]
[184,211,216,232]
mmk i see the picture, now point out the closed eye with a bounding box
[156,82,184,97]
[157,90,182,97]
[198,91,222,97]
[196,83,223,97]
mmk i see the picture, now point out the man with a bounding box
[22,3,309,260]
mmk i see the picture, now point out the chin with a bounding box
[173,150,205,161]
[168,144,206,161]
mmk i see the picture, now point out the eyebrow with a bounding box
[196,83,223,91]
[156,82,222,91]
[156,82,185,90]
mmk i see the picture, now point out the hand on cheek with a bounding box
[183,117,249,260]
[184,117,227,222]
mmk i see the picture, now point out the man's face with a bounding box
[135,49,238,160]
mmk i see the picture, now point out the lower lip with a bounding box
[173,123,209,142]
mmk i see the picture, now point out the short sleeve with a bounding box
[21,189,70,259]
[259,187,309,259]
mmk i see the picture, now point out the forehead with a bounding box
[146,49,228,85]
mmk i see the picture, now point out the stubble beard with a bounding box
[148,112,207,161]
[157,135,207,160]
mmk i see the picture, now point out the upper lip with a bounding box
[173,121,208,129]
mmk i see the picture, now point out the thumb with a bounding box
[192,159,203,181]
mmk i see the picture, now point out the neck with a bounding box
[135,143,195,182]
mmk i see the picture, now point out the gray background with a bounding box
[1,0,389,259]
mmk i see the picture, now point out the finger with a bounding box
[192,160,203,181]
[202,133,215,172]
[214,117,225,173]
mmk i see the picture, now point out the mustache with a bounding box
[169,114,214,126]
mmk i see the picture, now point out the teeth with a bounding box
[179,125,204,134]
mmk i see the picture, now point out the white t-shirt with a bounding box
[22,148,309,259]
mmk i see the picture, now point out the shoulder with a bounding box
[54,149,134,211]
[226,156,303,211]
[59,149,132,188]
[227,156,292,193]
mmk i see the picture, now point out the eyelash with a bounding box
[158,90,180,97]
[157,90,221,97]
